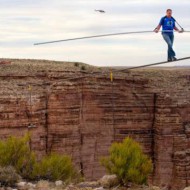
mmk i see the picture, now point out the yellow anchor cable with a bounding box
[110,70,113,82]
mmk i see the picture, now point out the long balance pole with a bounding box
[34,30,190,46]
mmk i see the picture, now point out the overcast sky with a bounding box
[0,0,190,66]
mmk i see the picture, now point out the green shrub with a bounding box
[81,65,86,70]
[0,134,79,182]
[74,62,79,67]
[0,134,36,179]
[0,166,21,186]
[100,137,153,185]
[32,153,77,182]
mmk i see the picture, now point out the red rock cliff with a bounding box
[0,59,190,190]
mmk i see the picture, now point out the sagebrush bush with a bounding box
[0,134,36,179]
[81,65,86,70]
[0,166,21,186]
[0,134,79,182]
[74,62,79,67]
[32,153,76,182]
[100,137,153,185]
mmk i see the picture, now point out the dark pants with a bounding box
[162,33,176,60]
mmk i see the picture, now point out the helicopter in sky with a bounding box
[95,9,106,13]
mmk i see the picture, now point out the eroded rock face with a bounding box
[0,59,190,190]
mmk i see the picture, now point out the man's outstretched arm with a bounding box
[174,26,180,31]
[174,26,184,33]
[154,24,161,33]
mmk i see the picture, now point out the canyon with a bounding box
[0,59,190,190]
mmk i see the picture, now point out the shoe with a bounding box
[168,58,172,62]
[172,57,177,61]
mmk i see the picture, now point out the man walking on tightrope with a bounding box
[154,9,183,62]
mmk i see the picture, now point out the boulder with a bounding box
[17,182,27,187]
[77,181,100,188]
[99,175,119,188]
[94,187,105,190]
[36,180,51,190]
[27,182,36,189]
[183,187,190,190]
[151,186,161,190]
[65,184,81,190]
[55,180,63,187]
[17,181,29,190]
